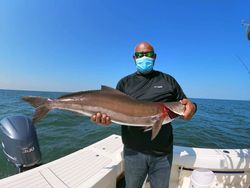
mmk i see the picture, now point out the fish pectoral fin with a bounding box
[151,119,164,140]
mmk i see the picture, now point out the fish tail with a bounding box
[22,96,52,124]
[22,96,50,107]
[33,106,50,124]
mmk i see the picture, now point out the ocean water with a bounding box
[0,89,249,179]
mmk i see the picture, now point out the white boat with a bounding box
[0,134,249,188]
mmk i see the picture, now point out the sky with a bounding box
[0,0,250,100]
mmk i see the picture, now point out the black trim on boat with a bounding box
[179,167,245,174]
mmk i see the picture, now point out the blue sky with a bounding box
[0,0,250,100]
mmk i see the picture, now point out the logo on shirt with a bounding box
[154,85,163,89]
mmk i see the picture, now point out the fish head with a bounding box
[161,102,185,120]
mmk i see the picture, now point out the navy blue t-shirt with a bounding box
[116,70,186,155]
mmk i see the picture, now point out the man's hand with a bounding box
[180,99,197,120]
[91,112,111,126]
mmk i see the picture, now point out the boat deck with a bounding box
[0,134,123,188]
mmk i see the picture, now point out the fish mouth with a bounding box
[163,106,179,119]
[160,104,180,119]
[167,109,179,119]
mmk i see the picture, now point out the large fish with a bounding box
[22,86,185,140]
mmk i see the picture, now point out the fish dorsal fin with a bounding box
[101,85,127,96]
[101,85,116,91]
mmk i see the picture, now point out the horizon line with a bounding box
[0,88,249,102]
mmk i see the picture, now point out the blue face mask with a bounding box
[135,57,155,73]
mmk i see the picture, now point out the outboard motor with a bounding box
[0,115,41,172]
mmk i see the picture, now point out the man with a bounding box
[91,42,197,188]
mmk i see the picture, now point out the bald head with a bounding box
[133,42,157,74]
[133,42,156,61]
[134,42,154,53]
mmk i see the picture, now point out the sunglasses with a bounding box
[134,51,155,59]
